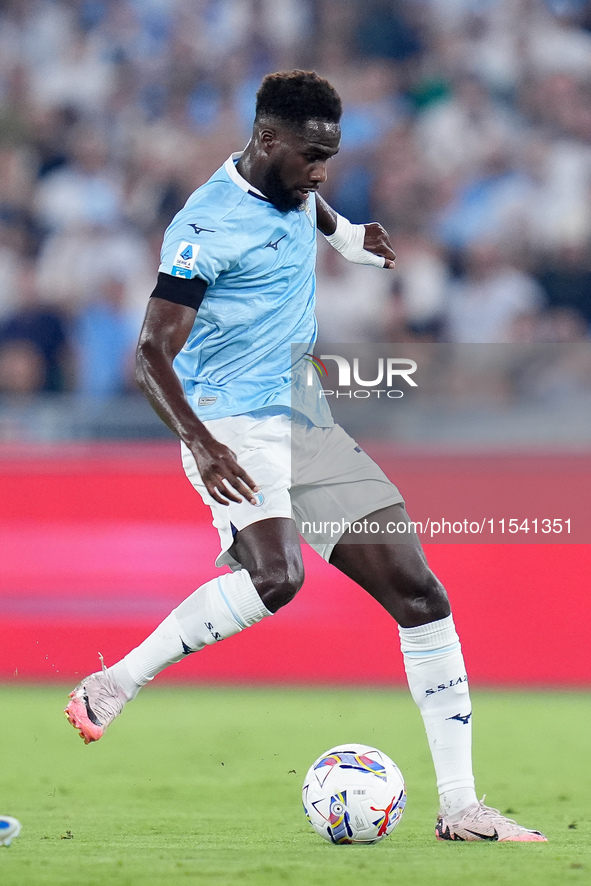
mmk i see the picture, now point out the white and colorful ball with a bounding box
[302,743,406,844]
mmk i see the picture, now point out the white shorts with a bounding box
[181,410,404,568]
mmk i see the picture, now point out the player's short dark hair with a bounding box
[255,70,342,128]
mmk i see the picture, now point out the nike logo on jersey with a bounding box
[188,224,216,234]
[265,234,287,251]
[446,712,472,726]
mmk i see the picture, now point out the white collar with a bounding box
[224,152,269,200]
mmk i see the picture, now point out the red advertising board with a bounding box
[0,443,589,685]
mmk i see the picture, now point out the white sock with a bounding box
[108,570,271,693]
[399,614,477,818]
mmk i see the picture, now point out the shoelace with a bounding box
[469,796,518,826]
[84,655,125,724]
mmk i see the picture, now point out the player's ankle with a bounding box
[440,787,478,819]
[107,660,142,700]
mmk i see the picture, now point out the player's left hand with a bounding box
[363,223,396,269]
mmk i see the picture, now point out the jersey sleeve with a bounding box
[158,211,239,286]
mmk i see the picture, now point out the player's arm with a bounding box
[315,193,396,269]
[135,277,258,506]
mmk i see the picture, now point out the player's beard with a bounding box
[261,162,304,212]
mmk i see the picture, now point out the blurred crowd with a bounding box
[0,0,590,397]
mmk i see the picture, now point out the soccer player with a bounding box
[0,815,21,847]
[65,71,545,843]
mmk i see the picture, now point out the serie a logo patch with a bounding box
[173,241,200,272]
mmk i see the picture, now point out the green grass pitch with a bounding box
[0,686,588,886]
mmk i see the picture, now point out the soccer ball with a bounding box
[302,743,406,844]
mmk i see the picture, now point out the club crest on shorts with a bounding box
[251,492,265,507]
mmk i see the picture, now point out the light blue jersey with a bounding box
[158,153,332,427]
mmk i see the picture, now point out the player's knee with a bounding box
[400,569,450,622]
[376,554,449,624]
[250,557,305,613]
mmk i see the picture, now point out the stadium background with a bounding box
[0,0,590,688]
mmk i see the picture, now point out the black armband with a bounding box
[149,272,208,312]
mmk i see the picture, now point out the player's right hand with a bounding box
[192,438,259,506]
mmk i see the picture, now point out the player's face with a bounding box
[261,120,340,212]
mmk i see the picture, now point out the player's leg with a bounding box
[65,412,302,744]
[291,421,479,824]
[328,503,449,627]
[119,516,302,676]
[65,517,303,744]
[329,503,545,841]
[329,504,477,815]
[117,515,303,679]
[227,517,304,612]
